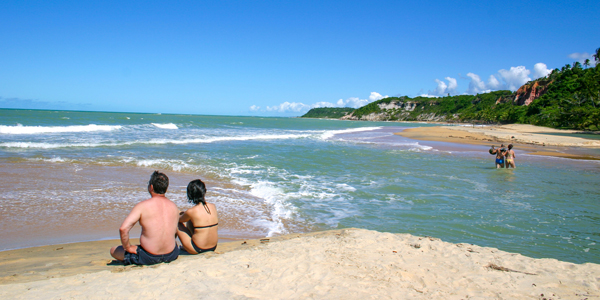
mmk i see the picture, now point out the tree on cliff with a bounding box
[593,47,600,63]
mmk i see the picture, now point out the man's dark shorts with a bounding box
[123,245,179,266]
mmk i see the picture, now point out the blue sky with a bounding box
[1,1,598,116]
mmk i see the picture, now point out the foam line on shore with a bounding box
[0,124,122,134]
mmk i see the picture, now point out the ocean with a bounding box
[1,108,599,264]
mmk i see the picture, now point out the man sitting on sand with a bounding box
[110,171,180,265]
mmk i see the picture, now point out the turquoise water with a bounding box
[1,109,599,264]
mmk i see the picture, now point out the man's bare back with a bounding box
[128,195,179,254]
[110,171,180,265]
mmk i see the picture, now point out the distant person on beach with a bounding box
[490,144,507,168]
[505,144,516,168]
[176,179,219,254]
[110,171,180,265]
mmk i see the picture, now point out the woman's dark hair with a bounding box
[187,179,207,205]
[508,144,513,150]
[149,171,169,194]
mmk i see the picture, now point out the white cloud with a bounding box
[498,66,531,91]
[337,97,369,108]
[433,79,447,95]
[258,92,388,114]
[464,66,531,93]
[532,63,551,79]
[466,73,486,94]
[312,101,337,108]
[569,52,597,66]
[426,77,457,97]
[466,73,497,94]
[446,77,458,92]
[433,63,550,96]
[487,75,501,89]
[369,92,386,101]
[338,92,388,108]
[266,101,310,113]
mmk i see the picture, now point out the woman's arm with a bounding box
[179,210,191,223]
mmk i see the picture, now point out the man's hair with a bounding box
[149,171,169,194]
[187,179,206,205]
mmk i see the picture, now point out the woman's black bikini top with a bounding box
[194,223,218,229]
[194,203,218,229]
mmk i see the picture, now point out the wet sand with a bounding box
[1,228,599,299]
[396,124,600,160]
[0,160,279,252]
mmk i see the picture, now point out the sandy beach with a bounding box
[396,124,600,160]
[1,228,599,299]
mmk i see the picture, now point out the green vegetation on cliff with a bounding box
[303,47,600,130]
[350,91,514,121]
[524,62,600,130]
[301,107,354,118]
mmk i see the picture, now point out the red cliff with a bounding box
[511,80,552,106]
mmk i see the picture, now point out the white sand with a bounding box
[1,228,598,299]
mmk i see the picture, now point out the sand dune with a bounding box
[1,229,598,299]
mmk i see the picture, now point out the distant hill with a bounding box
[302,47,600,131]
[301,107,355,119]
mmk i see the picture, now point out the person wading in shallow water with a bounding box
[505,144,516,168]
[491,144,507,169]
[109,171,180,265]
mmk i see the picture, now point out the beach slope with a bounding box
[397,124,600,159]
[1,228,598,299]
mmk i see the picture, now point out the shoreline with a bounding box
[1,228,599,298]
[395,124,600,160]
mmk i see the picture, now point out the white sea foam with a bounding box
[335,183,356,192]
[0,142,109,149]
[319,127,382,140]
[121,158,195,172]
[44,157,68,163]
[151,123,178,130]
[248,181,295,237]
[29,156,70,163]
[408,144,433,151]
[0,133,311,149]
[0,124,122,134]
[222,163,300,236]
[146,133,311,145]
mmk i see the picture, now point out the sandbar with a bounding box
[396,124,600,160]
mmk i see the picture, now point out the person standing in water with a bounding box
[491,144,507,168]
[177,179,219,254]
[505,144,516,168]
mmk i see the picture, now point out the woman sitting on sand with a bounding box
[177,179,219,254]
